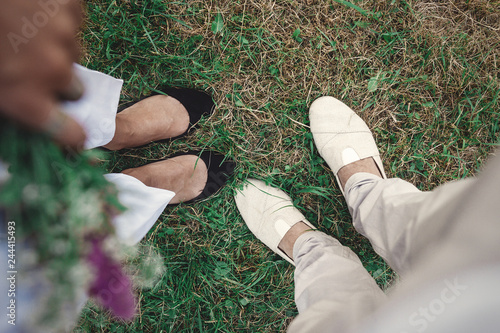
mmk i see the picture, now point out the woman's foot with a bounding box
[104,95,189,151]
[122,151,235,204]
[122,154,206,204]
[104,88,215,150]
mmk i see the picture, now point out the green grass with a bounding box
[76,0,500,332]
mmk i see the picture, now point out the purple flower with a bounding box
[86,237,137,320]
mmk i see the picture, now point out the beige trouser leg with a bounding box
[343,172,475,276]
[290,231,387,332]
[288,167,477,332]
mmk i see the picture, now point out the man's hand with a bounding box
[0,0,86,151]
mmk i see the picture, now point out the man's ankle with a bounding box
[337,157,382,190]
[277,222,315,260]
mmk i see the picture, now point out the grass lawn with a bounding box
[75,0,500,332]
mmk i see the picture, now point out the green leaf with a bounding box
[211,13,224,34]
[316,28,337,49]
[269,65,279,75]
[292,28,302,42]
[381,32,399,43]
[237,35,249,45]
[416,159,425,171]
[354,21,370,28]
[332,0,371,17]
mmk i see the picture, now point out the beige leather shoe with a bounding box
[234,179,316,265]
[309,96,387,194]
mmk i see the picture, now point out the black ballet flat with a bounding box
[118,86,216,140]
[180,150,236,204]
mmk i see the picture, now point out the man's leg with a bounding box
[291,229,387,332]
[351,149,500,333]
[309,96,477,276]
[293,95,484,333]
[343,170,475,275]
[234,180,387,333]
[337,147,500,333]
